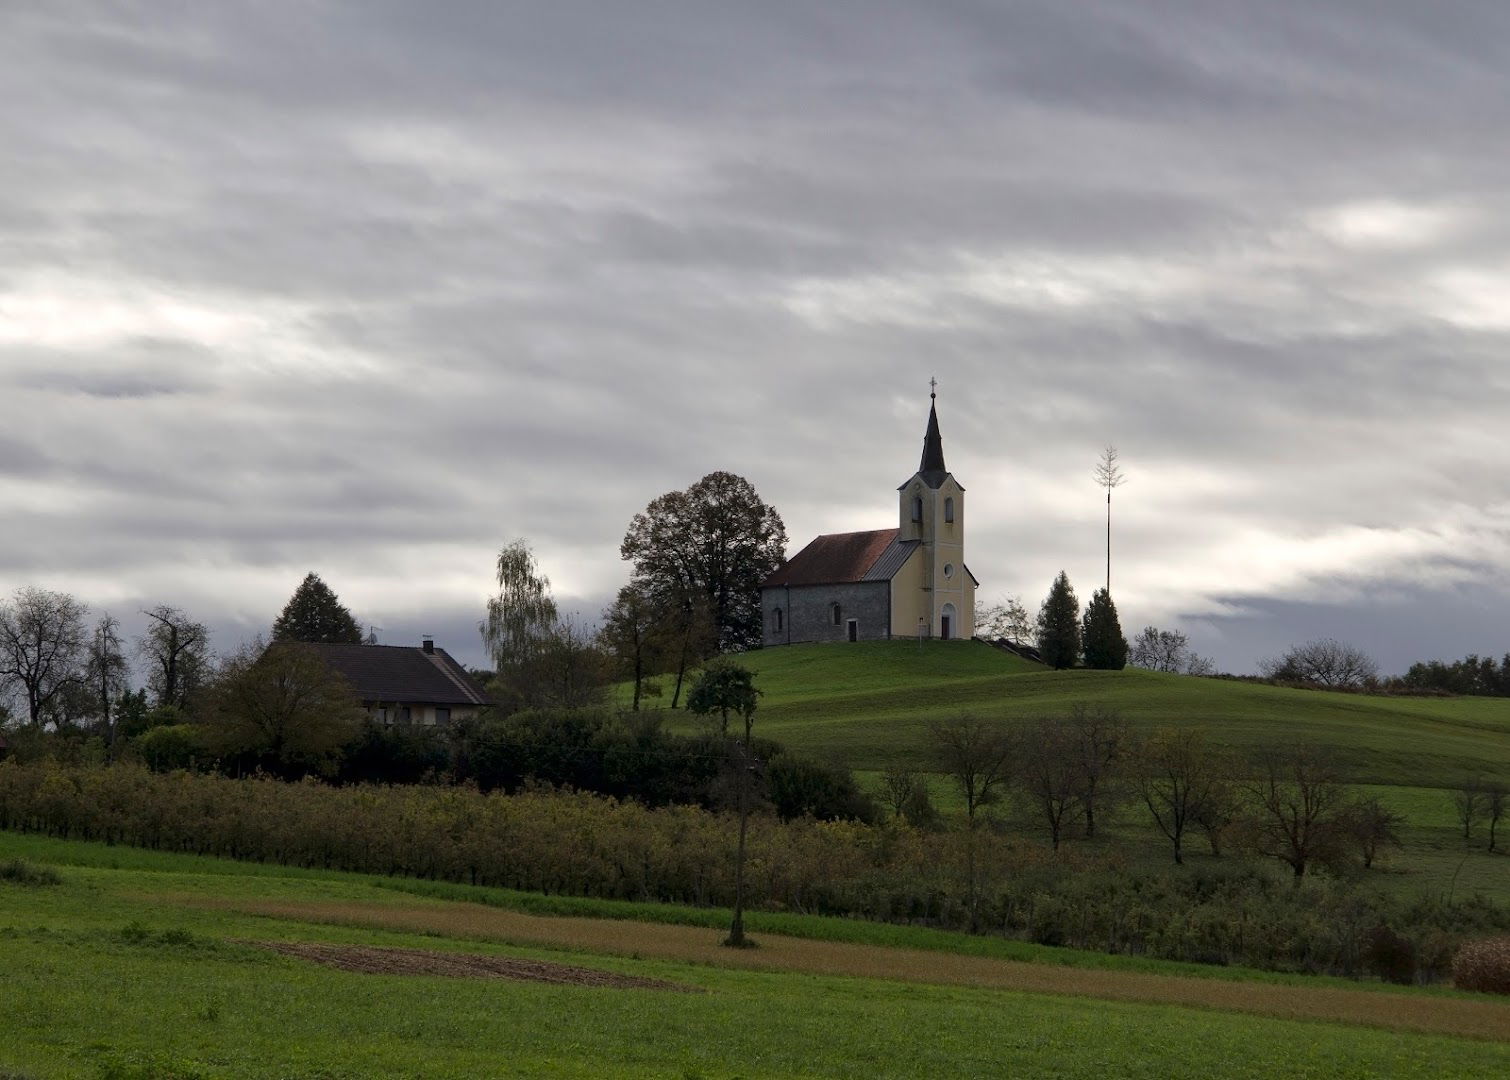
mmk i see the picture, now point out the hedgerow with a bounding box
[1,760,1504,980]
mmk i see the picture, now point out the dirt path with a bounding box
[252,940,699,991]
[190,896,1510,1041]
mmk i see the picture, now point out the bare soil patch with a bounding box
[253,940,699,992]
[187,896,1510,1041]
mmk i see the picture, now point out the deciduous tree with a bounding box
[976,596,1033,645]
[0,586,89,727]
[271,572,363,644]
[598,582,673,711]
[621,471,787,653]
[137,606,211,710]
[1261,638,1378,689]
[1035,571,1080,669]
[688,661,761,948]
[1242,745,1349,881]
[928,713,1013,826]
[85,614,129,748]
[202,641,364,776]
[1134,728,1229,864]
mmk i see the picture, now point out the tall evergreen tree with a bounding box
[1081,588,1128,670]
[272,573,363,644]
[1036,571,1081,670]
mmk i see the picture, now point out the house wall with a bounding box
[368,703,484,728]
[761,582,892,646]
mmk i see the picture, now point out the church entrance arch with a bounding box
[941,603,956,641]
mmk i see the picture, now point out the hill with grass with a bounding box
[701,639,1510,790]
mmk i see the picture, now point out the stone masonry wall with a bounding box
[760,582,892,646]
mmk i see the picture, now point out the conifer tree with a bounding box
[1081,588,1129,670]
[271,573,364,644]
[1036,571,1081,670]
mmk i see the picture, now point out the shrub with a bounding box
[1363,924,1416,985]
[0,858,60,887]
[1452,936,1510,994]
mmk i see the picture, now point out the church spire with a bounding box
[918,380,947,484]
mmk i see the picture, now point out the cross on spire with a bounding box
[930,376,937,400]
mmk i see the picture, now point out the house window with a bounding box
[944,497,955,523]
[774,607,784,632]
[911,496,923,522]
[831,602,842,626]
[435,707,451,727]
[398,706,412,724]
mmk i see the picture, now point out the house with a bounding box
[761,388,977,645]
[297,638,492,727]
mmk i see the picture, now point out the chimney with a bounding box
[421,636,434,654]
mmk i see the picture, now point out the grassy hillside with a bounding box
[3,832,1507,1078]
[700,640,1510,789]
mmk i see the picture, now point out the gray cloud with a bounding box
[1,1,1507,678]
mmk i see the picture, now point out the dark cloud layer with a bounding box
[1,2,1507,677]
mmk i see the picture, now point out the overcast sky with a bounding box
[2,1,1508,677]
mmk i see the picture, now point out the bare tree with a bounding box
[1134,728,1230,864]
[1340,795,1405,869]
[1068,703,1127,838]
[0,586,89,727]
[976,596,1034,646]
[1454,778,1487,845]
[137,606,211,710]
[85,613,129,748]
[928,714,1014,826]
[1018,716,1082,850]
[1485,780,1507,853]
[1136,628,1177,671]
[1093,445,1126,596]
[1242,745,1350,880]
[1261,638,1378,689]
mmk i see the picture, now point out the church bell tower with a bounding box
[897,382,972,640]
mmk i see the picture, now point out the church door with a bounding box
[941,603,956,641]
[847,619,858,642]
[941,616,951,641]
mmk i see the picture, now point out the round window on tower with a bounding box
[943,563,955,578]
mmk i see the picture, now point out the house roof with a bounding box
[762,528,919,587]
[276,642,493,707]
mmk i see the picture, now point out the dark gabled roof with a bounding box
[762,529,919,588]
[275,642,493,706]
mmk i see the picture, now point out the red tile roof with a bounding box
[762,528,903,587]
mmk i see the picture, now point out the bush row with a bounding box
[2,760,1506,984]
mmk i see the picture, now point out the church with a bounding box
[761,390,977,645]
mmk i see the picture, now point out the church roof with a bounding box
[762,528,919,587]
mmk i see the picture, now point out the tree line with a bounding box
[2,757,1503,983]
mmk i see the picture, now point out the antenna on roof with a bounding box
[365,625,382,645]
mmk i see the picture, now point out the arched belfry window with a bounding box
[831,602,842,626]
[911,496,923,522]
[944,497,955,523]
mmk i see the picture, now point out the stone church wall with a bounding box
[761,582,892,647]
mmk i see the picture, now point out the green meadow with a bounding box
[650,640,1510,897]
[2,832,1508,1079]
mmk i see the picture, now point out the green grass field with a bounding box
[708,640,1510,789]
[3,832,1509,1079]
[646,640,1510,899]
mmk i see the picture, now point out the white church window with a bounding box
[944,497,954,523]
[911,496,922,522]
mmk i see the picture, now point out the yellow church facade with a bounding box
[761,394,977,645]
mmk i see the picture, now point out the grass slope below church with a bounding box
[705,640,1510,789]
[3,832,1509,1079]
